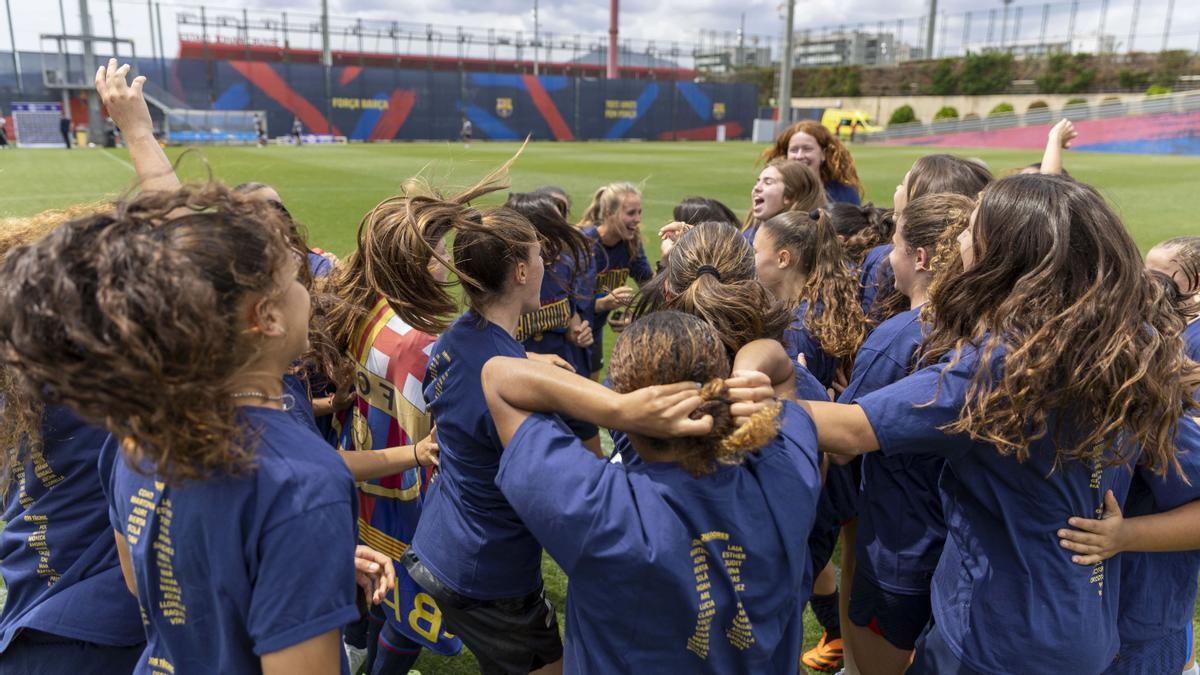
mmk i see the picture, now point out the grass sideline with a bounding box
[2,141,1199,673]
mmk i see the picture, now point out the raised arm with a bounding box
[732,338,797,399]
[1040,118,1078,176]
[481,356,710,445]
[95,58,181,193]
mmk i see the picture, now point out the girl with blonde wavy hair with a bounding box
[577,182,653,376]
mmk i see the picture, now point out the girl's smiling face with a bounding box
[608,195,642,241]
[752,166,788,221]
[786,132,825,170]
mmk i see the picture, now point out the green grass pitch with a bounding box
[2,141,1198,673]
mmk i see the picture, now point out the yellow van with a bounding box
[822,110,881,139]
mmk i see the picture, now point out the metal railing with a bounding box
[868,90,1200,141]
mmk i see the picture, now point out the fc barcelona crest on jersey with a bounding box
[496,97,514,119]
[713,102,726,121]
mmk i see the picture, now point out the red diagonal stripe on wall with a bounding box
[656,122,744,141]
[227,60,341,136]
[338,66,363,86]
[368,90,417,141]
[522,75,574,141]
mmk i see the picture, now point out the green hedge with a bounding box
[888,105,917,126]
[934,106,960,121]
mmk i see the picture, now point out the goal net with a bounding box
[12,102,66,148]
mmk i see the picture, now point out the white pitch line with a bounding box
[98,149,136,172]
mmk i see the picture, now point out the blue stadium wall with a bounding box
[0,52,757,142]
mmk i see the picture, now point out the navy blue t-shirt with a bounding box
[825,180,861,206]
[497,403,822,673]
[413,311,541,600]
[839,307,946,594]
[741,221,761,246]
[1183,319,1200,362]
[782,302,839,389]
[794,360,830,402]
[307,251,333,279]
[858,244,893,314]
[1114,416,1200,646]
[856,347,1134,674]
[104,407,359,674]
[520,251,591,376]
[581,225,653,360]
[282,372,321,438]
[0,406,143,651]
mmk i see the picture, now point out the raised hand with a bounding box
[95,58,152,140]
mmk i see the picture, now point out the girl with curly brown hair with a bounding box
[0,202,147,674]
[481,310,822,673]
[797,173,1200,675]
[762,120,865,205]
[1053,235,1200,675]
[0,185,393,674]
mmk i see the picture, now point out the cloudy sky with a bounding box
[4,0,1197,62]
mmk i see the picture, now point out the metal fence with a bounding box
[867,89,1200,141]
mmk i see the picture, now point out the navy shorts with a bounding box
[0,630,143,675]
[807,456,861,575]
[1103,627,1190,675]
[847,567,932,650]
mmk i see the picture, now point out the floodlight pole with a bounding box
[777,0,795,129]
[107,0,117,56]
[533,0,539,76]
[321,0,332,133]
[607,0,618,79]
[80,0,103,143]
[925,0,937,58]
[155,2,165,85]
[4,0,20,94]
[60,0,72,115]
[146,1,156,63]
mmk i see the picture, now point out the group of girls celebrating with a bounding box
[1,60,1199,675]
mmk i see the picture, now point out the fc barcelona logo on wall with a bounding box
[496,97,514,119]
[712,102,726,121]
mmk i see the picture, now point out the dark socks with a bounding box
[810,590,841,640]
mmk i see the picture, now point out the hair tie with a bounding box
[696,265,722,281]
[808,209,822,221]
